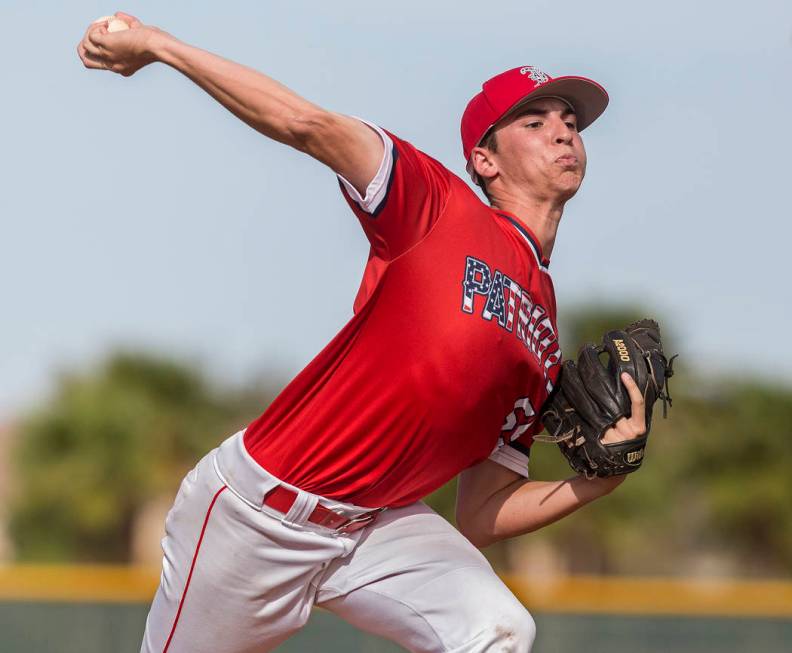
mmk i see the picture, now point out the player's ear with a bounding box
[470,146,498,184]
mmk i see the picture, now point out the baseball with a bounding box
[93,15,130,32]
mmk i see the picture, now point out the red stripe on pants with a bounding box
[162,485,228,652]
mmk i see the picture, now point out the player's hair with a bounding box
[475,129,499,204]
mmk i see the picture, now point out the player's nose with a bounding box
[552,120,573,145]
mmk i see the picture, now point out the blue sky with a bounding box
[2,0,791,418]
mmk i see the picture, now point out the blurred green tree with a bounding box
[678,382,792,572]
[9,352,273,562]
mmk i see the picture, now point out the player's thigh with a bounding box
[141,450,346,653]
[317,502,536,653]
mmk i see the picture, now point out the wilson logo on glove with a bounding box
[625,448,644,464]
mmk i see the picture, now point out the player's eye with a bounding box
[525,121,542,129]
[565,121,578,131]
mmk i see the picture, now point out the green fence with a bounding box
[2,601,791,653]
[2,568,791,652]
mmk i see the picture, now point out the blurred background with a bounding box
[1,0,791,651]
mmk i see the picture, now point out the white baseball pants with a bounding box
[140,431,536,652]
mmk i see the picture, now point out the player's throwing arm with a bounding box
[77,12,382,195]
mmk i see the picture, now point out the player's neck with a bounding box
[490,195,564,259]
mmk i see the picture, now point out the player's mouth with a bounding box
[555,154,578,167]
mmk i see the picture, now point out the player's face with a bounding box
[489,97,587,202]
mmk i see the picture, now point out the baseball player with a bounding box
[78,12,651,653]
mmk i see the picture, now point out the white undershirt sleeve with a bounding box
[336,119,395,215]
[488,444,530,479]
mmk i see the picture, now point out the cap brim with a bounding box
[503,76,609,132]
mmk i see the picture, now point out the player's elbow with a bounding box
[456,509,499,549]
[286,109,336,155]
[460,524,500,549]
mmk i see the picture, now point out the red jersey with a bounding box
[244,124,562,508]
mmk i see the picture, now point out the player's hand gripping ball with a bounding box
[538,319,677,478]
[93,15,130,32]
[79,12,163,77]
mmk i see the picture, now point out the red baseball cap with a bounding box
[461,66,609,171]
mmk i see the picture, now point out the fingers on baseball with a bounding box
[81,54,106,70]
[115,11,142,27]
[81,37,102,59]
[85,29,122,71]
[77,41,102,69]
[87,27,109,49]
[78,44,106,70]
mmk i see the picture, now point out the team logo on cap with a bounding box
[520,66,549,84]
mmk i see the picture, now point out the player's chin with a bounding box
[554,173,584,200]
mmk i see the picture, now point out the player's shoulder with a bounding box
[383,129,450,174]
[389,132,488,205]
[370,123,495,221]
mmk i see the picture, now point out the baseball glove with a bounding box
[538,319,676,478]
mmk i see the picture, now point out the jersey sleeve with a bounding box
[337,120,451,261]
[488,440,531,478]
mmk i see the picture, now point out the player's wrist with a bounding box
[586,473,627,495]
[568,472,625,500]
[145,28,180,64]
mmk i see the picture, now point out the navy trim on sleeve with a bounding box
[508,441,531,457]
[369,142,399,219]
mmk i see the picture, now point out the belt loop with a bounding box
[257,478,281,510]
[284,490,318,525]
